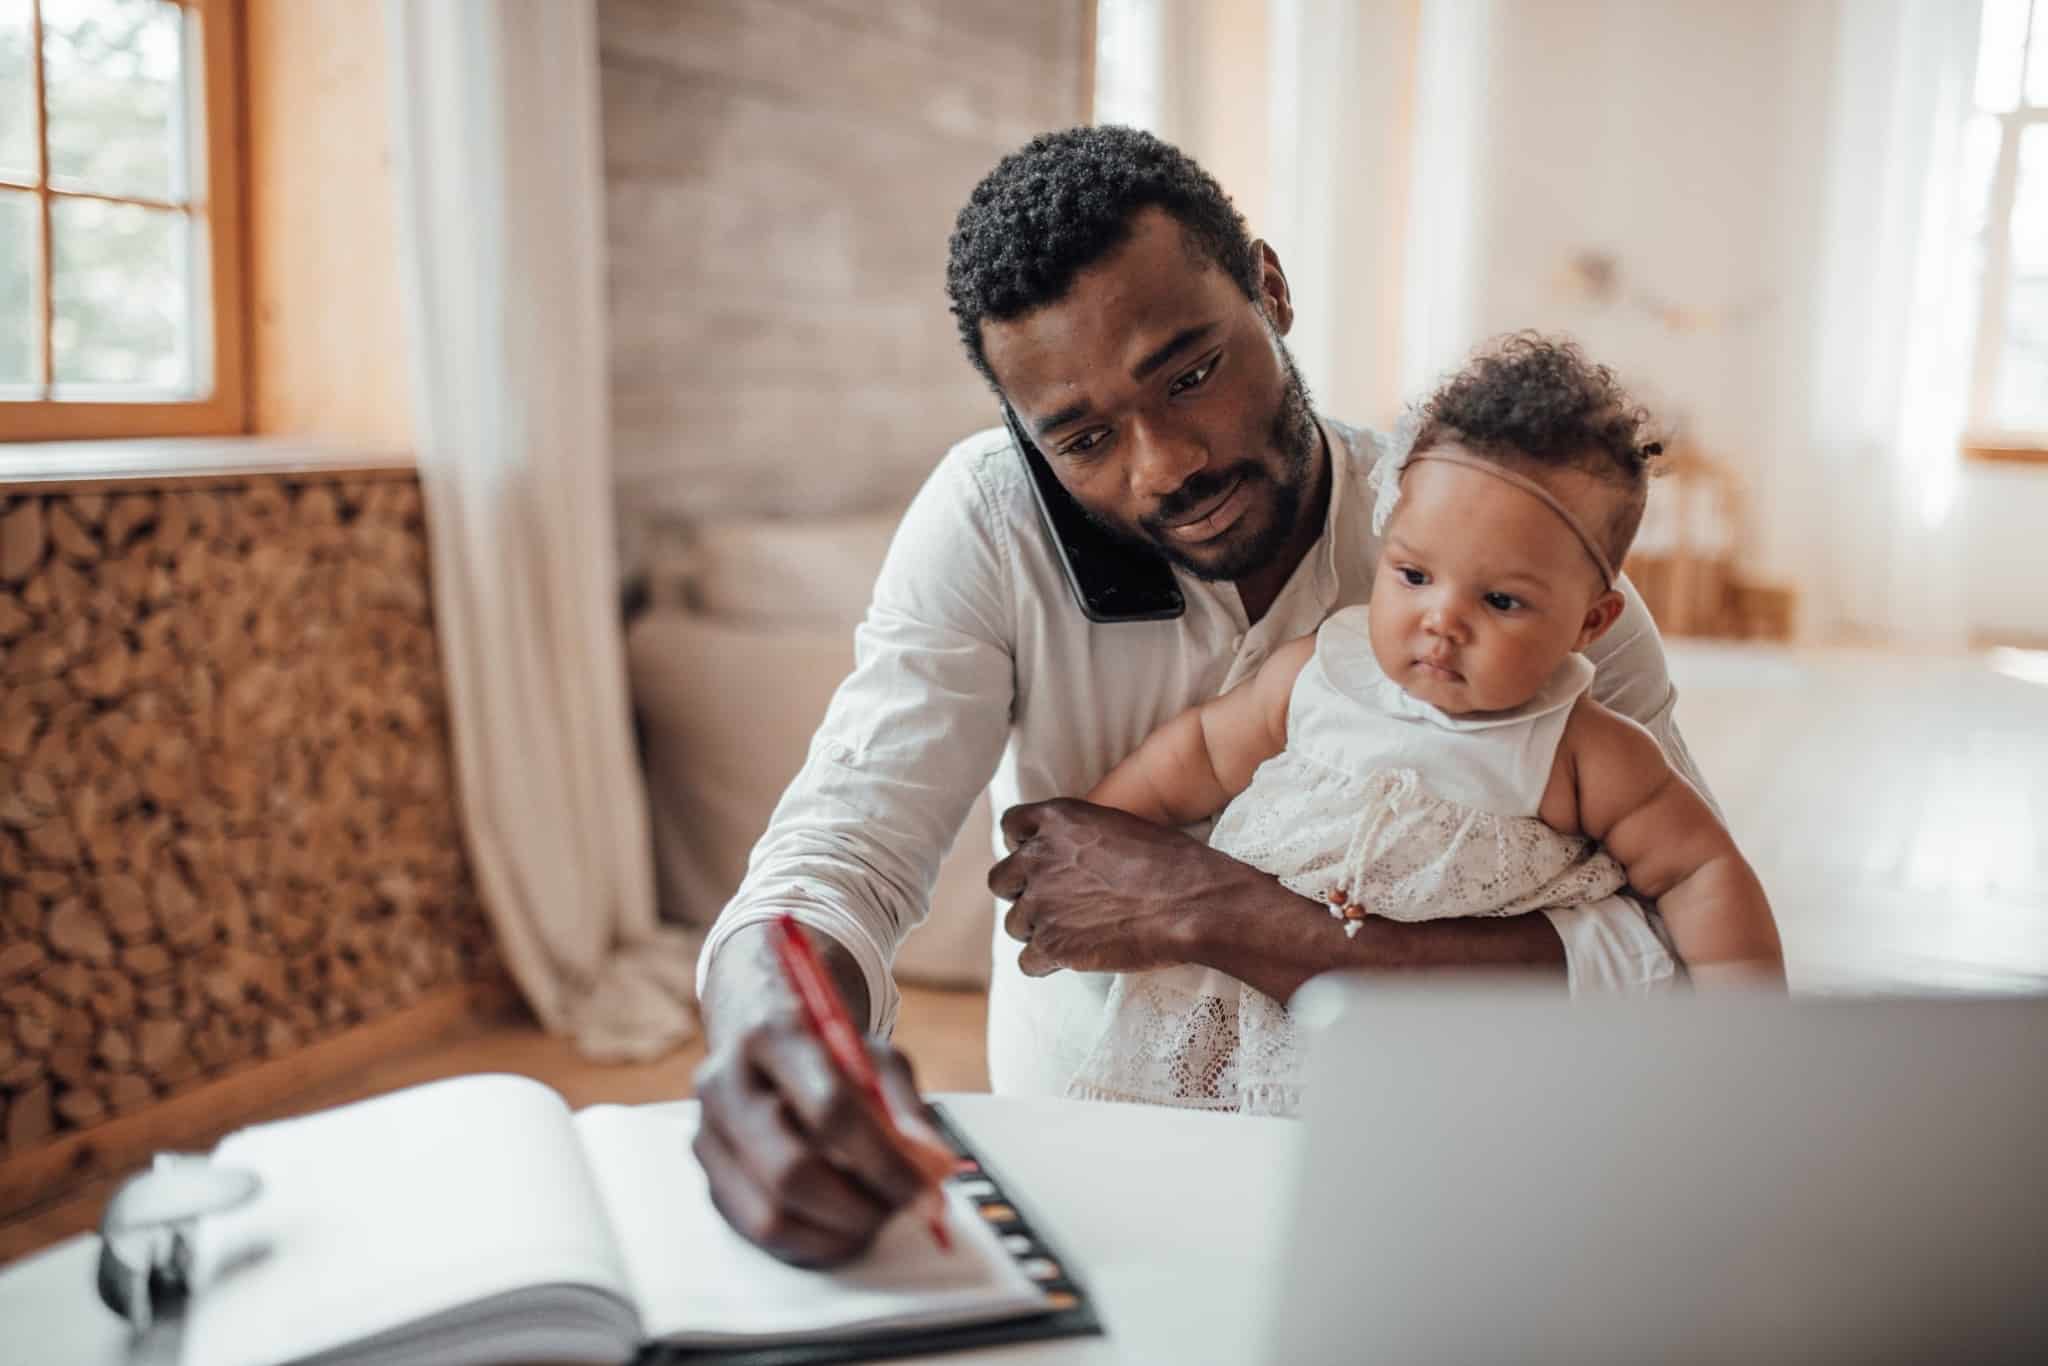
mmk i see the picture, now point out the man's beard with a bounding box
[1081,340,1321,583]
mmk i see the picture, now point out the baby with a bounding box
[1067,334,1784,1115]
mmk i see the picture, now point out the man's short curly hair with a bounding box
[1414,332,1663,570]
[945,126,1260,391]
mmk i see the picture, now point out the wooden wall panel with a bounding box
[598,0,1094,539]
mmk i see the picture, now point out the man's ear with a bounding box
[1575,589,1627,651]
[1252,239,1293,335]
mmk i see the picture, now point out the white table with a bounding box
[0,1094,1301,1365]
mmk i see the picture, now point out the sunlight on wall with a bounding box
[1990,647,2048,686]
[1093,0,1165,132]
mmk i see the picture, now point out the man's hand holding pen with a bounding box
[691,918,953,1268]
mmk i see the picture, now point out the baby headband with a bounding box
[1370,416,1617,589]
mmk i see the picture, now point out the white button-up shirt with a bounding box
[698,419,1693,1096]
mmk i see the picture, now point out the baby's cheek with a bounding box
[1485,644,1555,706]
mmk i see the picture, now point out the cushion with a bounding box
[626,608,994,989]
[666,513,904,629]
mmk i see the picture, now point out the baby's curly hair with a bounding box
[1414,332,1663,569]
[945,126,1260,391]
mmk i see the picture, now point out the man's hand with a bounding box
[988,797,1570,1001]
[692,926,931,1268]
[987,797,1263,977]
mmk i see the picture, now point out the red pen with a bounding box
[770,914,954,1252]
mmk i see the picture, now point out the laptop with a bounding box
[1260,981,2048,1364]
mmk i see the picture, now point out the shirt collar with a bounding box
[1309,415,1362,611]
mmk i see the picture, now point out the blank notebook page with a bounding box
[572,1103,1048,1346]
[184,1076,634,1366]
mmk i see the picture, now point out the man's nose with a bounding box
[1127,417,1209,501]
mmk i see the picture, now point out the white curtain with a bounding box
[1398,0,1494,405]
[1804,0,1985,645]
[384,0,698,1060]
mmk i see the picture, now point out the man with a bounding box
[690,128,1697,1266]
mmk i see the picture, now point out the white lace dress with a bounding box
[1064,605,1626,1115]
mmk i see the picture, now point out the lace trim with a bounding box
[1065,766,1625,1117]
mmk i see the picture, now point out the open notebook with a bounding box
[176,1075,1099,1366]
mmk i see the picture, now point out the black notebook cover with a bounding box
[642,1102,1105,1366]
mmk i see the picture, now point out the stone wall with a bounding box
[0,473,498,1155]
[598,0,1093,549]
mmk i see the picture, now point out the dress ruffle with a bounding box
[1065,757,1623,1116]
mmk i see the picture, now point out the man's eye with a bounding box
[1398,567,1427,586]
[1065,430,1108,456]
[1168,357,1216,396]
[1484,592,1522,612]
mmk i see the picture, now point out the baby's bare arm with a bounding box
[1086,635,1316,827]
[1553,699,1785,987]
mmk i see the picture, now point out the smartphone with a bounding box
[1002,404,1185,624]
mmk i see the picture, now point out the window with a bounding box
[0,0,243,441]
[1964,0,2048,456]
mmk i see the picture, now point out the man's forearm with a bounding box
[700,921,874,1046]
[1183,870,1566,1006]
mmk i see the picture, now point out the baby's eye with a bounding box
[1168,356,1217,397]
[1397,566,1428,586]
[1483,592,1522,612]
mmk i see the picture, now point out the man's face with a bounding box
[978,207,1321,583]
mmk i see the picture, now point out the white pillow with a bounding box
[626,608,993,988]
[673,513,903,629]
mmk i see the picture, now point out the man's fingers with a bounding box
[997,800,1046,852]
[693,1113,874,1267]
[1000,887,1035,943]
[699,1044,896,1235]
[1017,939,1060,977]
[873,1040,922,1106]
[745,1031,926,1211]
[988,849,1029,903]
[872,1049,956,1182]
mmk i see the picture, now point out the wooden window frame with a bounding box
[1,0,246,441]
[1964,0,2048,466]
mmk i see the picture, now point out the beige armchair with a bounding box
[626,512,994,989]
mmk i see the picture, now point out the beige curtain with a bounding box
[383,0,698,1060]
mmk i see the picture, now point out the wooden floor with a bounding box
[6,643,2045,1267]
[1667,643,2048,997]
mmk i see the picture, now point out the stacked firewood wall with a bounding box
[0,474,499,1155]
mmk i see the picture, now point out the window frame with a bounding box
[1965,0,2048,464]
[1,0,246,441]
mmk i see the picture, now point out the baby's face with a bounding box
[1369,451,1616,714]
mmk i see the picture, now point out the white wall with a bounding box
[1460,0,1838,593]
[1150,0,1414,428]
[1453,0,2048,644]
[1153,0,2048,643]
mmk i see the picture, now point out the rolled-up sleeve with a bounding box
[693,453,1016,1035]
[1540,574,1713,994]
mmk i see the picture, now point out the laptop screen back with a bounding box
[1261,983,2047,1364]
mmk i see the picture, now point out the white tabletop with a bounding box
[0,1093,1300,1366]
